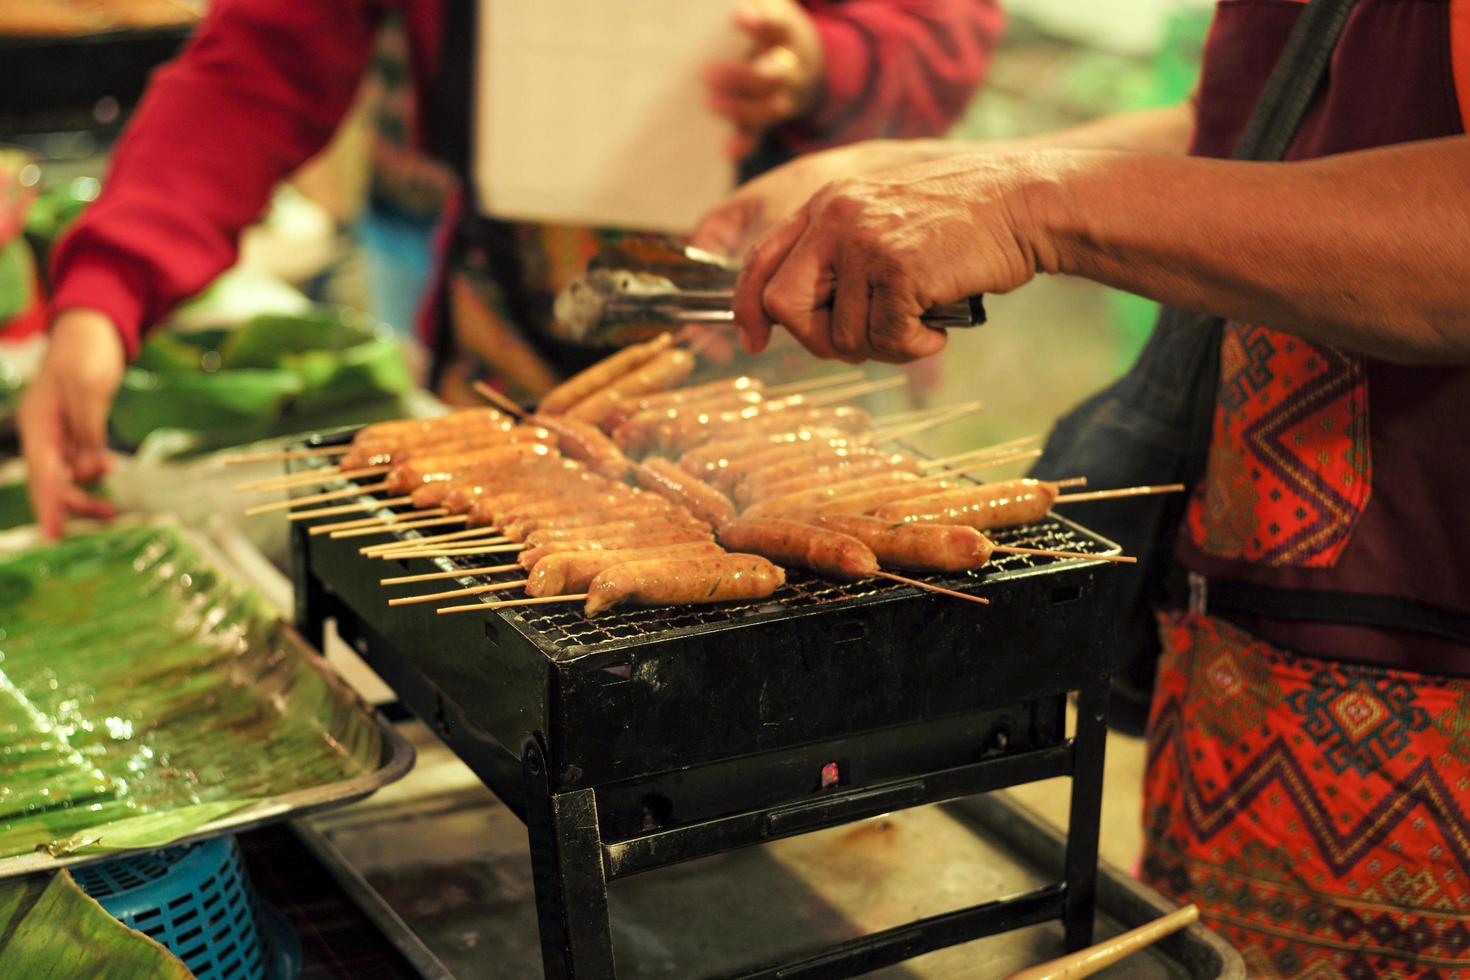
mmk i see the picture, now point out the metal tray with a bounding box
[0,519,414,879]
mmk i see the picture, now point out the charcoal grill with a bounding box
[287,430,1121,978]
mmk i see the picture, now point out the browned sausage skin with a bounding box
[538,334,674,415]
[528,413,634,480]
[584,554,785,616]
[718,517,878,582]
[869,479,1059,531]
[565,348,697,425]
[810,515,994,573]
[525,541,726,597]
[634,458,738,530]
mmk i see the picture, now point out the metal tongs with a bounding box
[554,235,986,346]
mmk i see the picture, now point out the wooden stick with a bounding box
[287,496,414,522]
[472,380,529,418]
[800,375,905,406]
[1004,904,1199,980]
[874,399,985,429]
[924,448,1042,480]
[363,526,507,555]
[309,508,441,535]
[330,515,467,540]
[381,562,522,586]
[440,593,588,614]
[921,433,1043,470]
[222,445,350,465]
[233,464,385,493]
[993,545,1136,564]
[1055,477,1089,489]
[243,481,391,516]
[381,542,526,559]
[389,579,529,607]
[1056,483,1186,505]
[764,370,864,397]
[872,402,985,443]
[875,571,989,605]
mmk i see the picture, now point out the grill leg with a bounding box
[523,741,616,978]
[1061,684,1109,950]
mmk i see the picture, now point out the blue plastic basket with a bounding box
[72,835,298,980]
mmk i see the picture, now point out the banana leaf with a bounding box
[0,871,192,978]
[0,524,388,862]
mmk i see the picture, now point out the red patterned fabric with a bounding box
[1144,611,1470,977]
[1187,322,1372,568]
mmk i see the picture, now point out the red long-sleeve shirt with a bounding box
[50,0,1002,357]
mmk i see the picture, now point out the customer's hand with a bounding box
[733,153,1052,362]
[705,0,824,161]
[17,308,124,538]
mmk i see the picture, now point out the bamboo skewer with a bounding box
[442,593,588,614]
[363,526,508,555]
[921,434,1043,470]
[287,496,415,521]
[1004,904,1199,980]
[223,445,351,465]
[389,579,529,607]
[381,542,526,559]
[871,402,985,443]
[873,399,984,429]
[1056,483,1186,505]
[875,571,990,605]
[330,515,468,540]
[381,562,523,586]
[243,481,391,516]
[308,508,443,535]
[763,370,865,397]
[799,375,905,406]
[472,381,529,418]
[993,545,1136,564]
[234,464,387,493]
[924,448,1043,479]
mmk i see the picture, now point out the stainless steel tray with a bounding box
[0,520,414,879]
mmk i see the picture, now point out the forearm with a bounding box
[1027,136,1470,363]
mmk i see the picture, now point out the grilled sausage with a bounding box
[504,498,692,540]
[440,459,596,513]
[353,408,505,446]
[869,479,1059,530]
[718,517,878,582]
[525,514,711,546]
[809,479,960,518]
[517,528,717,569]
[408,453,584,508]
[385,441,559,492]
[538,334,674,415]
[565,347,697,425]
[584,554,785,616]
[600,376,764,430]
[497,489,644,528]
[811,515,992,573]
[611,392,767,456]
[661,406,870,455]
[526,541,727,597]
[742,471,921,520]
[344,411,517,467]
[466,476,625,527]
[528,413,634,480]
[734,452,923,507]
[634,458,737,530]
[678,427,854,479]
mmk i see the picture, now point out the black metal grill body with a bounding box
[289,442,1119,979]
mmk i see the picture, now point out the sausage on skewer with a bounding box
[538,334,674,415]
[529,413,634,480]
[870,479,1061,530]
[734,452,924,507]
[634,458,738,530]
[810,515,995,573]
[565,347,697,425]
[677,427,851,479]
[585,554,785,616]
[718,517,878,582]
[526,541,727,597]
[518,528,718,569]
[600,376,764,431]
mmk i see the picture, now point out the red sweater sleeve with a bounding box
[49,0,387,356]
[778,0,1003,153]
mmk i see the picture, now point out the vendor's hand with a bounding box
[733,153,1051,362]
[705,0,824,161]
[691,139,924,259]
[17,309,124,538]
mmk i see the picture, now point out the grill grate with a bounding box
[295,436,1118,656]
[426,515,1113,652]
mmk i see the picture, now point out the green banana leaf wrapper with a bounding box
[0,522,412,873]
[110,308,414,451]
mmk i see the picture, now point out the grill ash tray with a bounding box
[288,435,1124,978]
